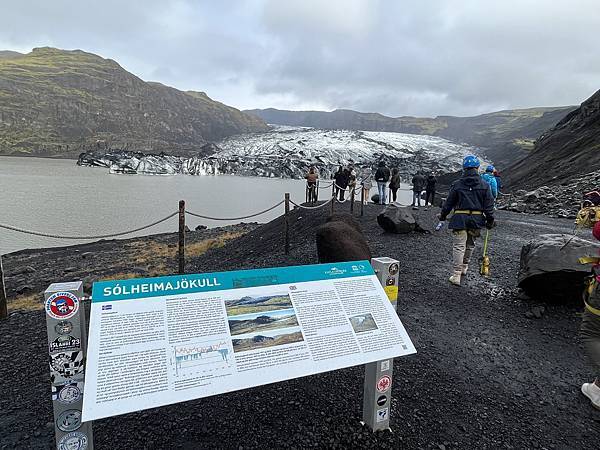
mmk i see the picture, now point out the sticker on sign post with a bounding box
[57,431,88,450]
[45,292,79,320]
[380,360,390,372]
[376,407,389,422]
[377,375,391,393]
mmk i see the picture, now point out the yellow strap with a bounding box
[585,301,600,316]
[454,210,483,215]
[578,256,600,265]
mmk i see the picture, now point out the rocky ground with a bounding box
[498,169,600,219]
[1,204,599,449]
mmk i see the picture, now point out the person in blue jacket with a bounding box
[481,165,498,199]
[439,155,495,286]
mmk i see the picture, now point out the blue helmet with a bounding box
[463,155,480,169]
[485,165,495,173]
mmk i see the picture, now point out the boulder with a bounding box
[195,225,208,231]
[376,204,416,234]
[316,215,371,263]
[371,194,381,204]
[518,234,600,300]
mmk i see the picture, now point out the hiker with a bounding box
[493,169,503,193]
[389,168,401,203]
[374,161,391,205]
[580,221,600,410]
[411,171,426,210]
[305,166,319,203]
[481,165,498,199]
[347,165,357,195]
[425,172,437,208]
[439,155,495,286]
[360,166,373,205]
[333,165,348,201]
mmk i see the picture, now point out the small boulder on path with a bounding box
[377,204,416,234]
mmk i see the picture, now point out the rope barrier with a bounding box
[318,182,334,189]
[186,200,285,221]
[290,197,335,209]
[0,212,179,240]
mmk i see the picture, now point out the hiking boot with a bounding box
[461,264,469,275]
[581,382,600,410]
[449,272,461,286]
[412,206,419,210]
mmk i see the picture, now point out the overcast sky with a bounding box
[1,0,599,117]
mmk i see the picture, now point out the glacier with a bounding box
[77,125,475,181]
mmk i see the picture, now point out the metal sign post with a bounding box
[45,281,94,450]
[362,257,400,431]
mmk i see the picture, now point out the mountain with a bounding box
[245,106,576,167]
[0,47,268,158]
[505,89,600,189]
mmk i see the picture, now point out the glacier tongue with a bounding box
[78,126,473,180]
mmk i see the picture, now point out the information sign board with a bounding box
[82,261,415,421]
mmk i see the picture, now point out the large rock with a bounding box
[377,204,416,234]
[316,214,371,263]
[518,233,600,300]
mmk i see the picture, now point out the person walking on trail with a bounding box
[360,166,373,205]
[347,165,357,195]
[580,221,600,410]
[389,168,401,203]
[333,165,349,201]
[305,166,318,203]
[411,171,426,209]
[438,155,495,286]
[481,165,498,200]
[493,169,503,193]
[374,161,391,205]
[425,173,437,208]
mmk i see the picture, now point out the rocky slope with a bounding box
[246,106,575,166]
[0,47,268,157]
[506,88,600,188]
[77,125,473,179]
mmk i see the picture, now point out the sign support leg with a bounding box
[362,257,400,431]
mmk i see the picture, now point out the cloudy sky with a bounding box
[1,0,598,117]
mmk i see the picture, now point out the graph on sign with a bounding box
[171,340,233,377]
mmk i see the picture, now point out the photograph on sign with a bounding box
[82,261,415,421]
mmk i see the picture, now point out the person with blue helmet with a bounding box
[439,155,495,286]
[481,165,498,199]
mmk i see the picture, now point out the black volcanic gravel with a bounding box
[1,204,599,449]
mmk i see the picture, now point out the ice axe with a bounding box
[480,229,491,276]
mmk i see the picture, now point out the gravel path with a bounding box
[1,204,599,449]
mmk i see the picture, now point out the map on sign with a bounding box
[82,261,416,421]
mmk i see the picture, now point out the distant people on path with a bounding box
[360,166,373,205]
[425,173,437,208]
[438,155,495,286]
[305,166,319,203]
[580,221,600,410]
[374,161,391,205]
[481,165,498,200]
[389,168,401,203]
[347,165,357,195]
[493,169,503,193]
[333,165,349,201]
[411,171,426,209]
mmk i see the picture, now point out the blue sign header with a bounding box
[92,260,374,302]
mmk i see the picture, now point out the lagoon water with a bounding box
[0,156,413,254]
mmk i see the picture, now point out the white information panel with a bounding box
[82,261,415,421]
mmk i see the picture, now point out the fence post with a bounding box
[284,193,290,255]
[178,200,185,274]
[350,187,355,214]
[0,255,7,319]
[361,187,365,217]
[362,257,399,431]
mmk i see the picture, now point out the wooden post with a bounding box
[361,187,365,217]
[0,255,7,319]
[178,200,185,274]
[350,187,355,214]
[284,193,290,255]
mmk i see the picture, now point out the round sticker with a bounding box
[389,263,399,275]
[54,321,74,335]
[46,292,79,320]
[377,394,388,406]
[58,431,88,450]
[56,409,82,432]
[56,384,82,404]
[376,375,392,393]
